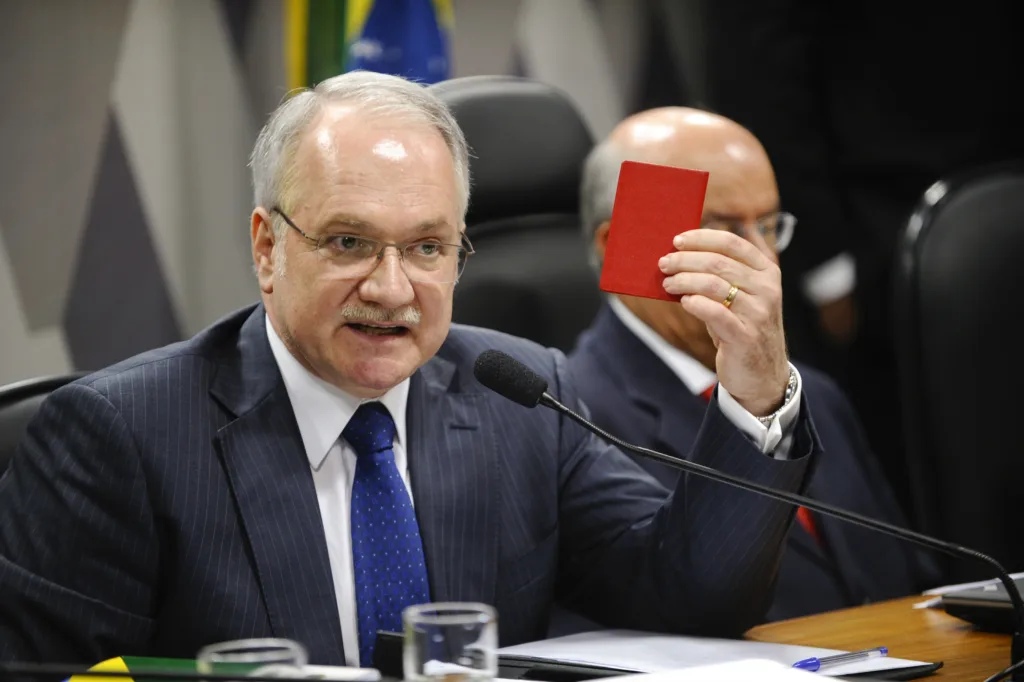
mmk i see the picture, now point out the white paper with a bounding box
[499,630,930,677]
[608,659,818,681]
[912,596,942,609]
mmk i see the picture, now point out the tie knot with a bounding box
[343,402,397,456]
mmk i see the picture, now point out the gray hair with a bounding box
[249,70,471,230]
[579,138,633,274]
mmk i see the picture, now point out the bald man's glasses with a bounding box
[701,210,796,253]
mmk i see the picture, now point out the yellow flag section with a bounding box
[68,656,131,682]
[284,0,310,93]
[68,656,220,682]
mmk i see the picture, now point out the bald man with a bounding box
[568,108,939,621]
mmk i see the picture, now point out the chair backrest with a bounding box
[0,374,85,475]
[429,76,600,351]
[894,161,1024,580]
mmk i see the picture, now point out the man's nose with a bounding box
[358,248,416,308]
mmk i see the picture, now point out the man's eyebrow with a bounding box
[322,215,456,236]
[323,214,374,230]
[413,218,456,233]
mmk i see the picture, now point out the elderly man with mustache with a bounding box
[0,73,820,665]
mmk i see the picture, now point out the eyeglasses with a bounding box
[272,208,474,284]
[701,210,796,253]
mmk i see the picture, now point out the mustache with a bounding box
[341,304,421,326]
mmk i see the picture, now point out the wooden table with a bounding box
[747,596,1010,679]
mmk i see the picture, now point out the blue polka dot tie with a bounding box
[345,402,431,667]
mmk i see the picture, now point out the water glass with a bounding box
[196,638,308,679]
[403,602,498,682]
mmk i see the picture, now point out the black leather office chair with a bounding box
[0,373,85,475]
[429,76,600,352]
[894,161,1024,581]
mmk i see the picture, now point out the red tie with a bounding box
[698,383,821,545]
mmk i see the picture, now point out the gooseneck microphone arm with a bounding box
[471,349,1024,680]
[541,390,1024,612]
[543,390,1024,677]
[541,392,1024,676]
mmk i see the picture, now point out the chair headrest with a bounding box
[429,76,594,227]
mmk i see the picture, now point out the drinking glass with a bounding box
[403,603,498,682]
[196,638,308,679]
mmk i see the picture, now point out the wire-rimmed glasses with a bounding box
[272,208,474,284]
[701,210,797,253]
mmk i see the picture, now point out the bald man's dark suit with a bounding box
[567,304,939,622]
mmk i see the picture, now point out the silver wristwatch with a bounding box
[756,367,799,428]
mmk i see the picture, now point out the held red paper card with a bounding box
[599,161,709,302]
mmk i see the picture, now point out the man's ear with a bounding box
[452,221,469,286]
[251,207,277,293]
[593,221,612,262]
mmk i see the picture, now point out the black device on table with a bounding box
[943,577,1024,633]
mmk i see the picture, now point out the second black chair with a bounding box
[429,76,599,352]
[894,161,1024,581]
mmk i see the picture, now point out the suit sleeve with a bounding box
[0,383,158,663]
[553,352,818,636]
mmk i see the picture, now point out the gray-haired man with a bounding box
[0,75,818,665]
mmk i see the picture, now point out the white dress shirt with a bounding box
[266,301,801,665]
[266,317,411,666]
[607,296,802,457]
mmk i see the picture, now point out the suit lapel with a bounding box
[407,355,499,607]
[211,308,345,664]
[590,306,706,456]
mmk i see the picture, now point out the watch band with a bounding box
[757,367,799,428]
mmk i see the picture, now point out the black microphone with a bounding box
[473,349,1024,681]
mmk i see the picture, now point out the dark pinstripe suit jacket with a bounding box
[567,305,939,623]
[0,304,817,664]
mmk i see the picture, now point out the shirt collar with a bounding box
[607,296,716,396]
[265,314,410,470]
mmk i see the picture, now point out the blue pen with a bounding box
[792,646,888,672]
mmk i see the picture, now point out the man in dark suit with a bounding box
[0,73,819,665]
[571,107,938,622]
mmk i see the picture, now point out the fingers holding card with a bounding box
[664,230,789,416]
[598,161,790,417]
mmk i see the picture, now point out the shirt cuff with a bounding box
[801,252,856,305]
[716,363,803,459]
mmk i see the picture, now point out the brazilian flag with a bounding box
[285,0,454,90]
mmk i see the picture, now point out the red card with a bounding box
[599,161,709,302]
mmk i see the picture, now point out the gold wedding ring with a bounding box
[723,285,739,309]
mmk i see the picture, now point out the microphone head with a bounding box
[473,349,549,408]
